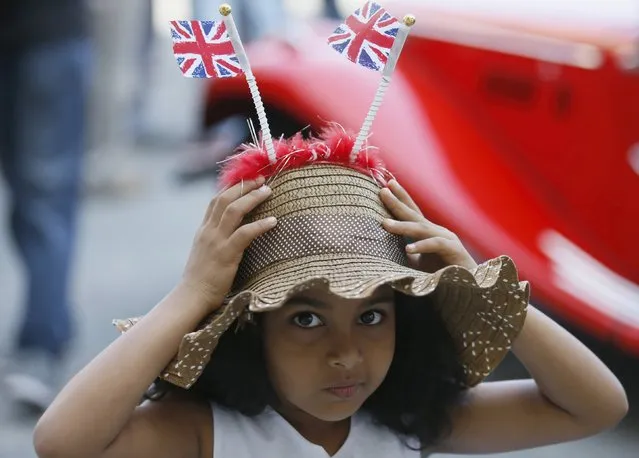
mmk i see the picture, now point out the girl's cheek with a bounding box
[266,320,327,349]
[284,327,327,347]
[362,319,396,342]
[363,327,396,360]
[365,329,395,345]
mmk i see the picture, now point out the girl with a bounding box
[33,129,628,458]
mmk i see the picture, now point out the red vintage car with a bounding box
[199,0,639,355]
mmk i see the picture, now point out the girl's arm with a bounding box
[34,177,276,458]
[436,305,629,454]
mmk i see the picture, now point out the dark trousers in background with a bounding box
[324,0,341,19]
[0,38,91,359]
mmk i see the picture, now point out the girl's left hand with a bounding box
[380,180,478,272]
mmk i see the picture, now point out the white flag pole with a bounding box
[219,3,276,164]
[350,14,416,161]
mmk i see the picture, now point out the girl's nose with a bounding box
[327,335,364,370]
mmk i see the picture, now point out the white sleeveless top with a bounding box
[212,403,422,458]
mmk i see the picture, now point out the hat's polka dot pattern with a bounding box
[235,214,408,288]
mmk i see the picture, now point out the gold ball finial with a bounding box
[403,14,416,27]
[219,3,232,16]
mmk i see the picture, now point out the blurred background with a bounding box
[1,0,637,456]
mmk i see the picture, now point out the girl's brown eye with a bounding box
[359,310,384,325]
[292,312,323,328]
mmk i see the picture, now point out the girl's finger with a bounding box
[218,184,273,236]
[209,176,265,225]
[382,219,454,241]
[406,237,478,269]
[387,180,422,214]
[380,187,422,222]
[230,216,278,251]
[405,237,455,255]
[201,195,218,225]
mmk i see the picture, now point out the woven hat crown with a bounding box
[233,164,409,294]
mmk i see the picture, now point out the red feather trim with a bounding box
[218,125,392,188]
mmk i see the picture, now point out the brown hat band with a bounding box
[235,214,409,289]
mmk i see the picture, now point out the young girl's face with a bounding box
[262,286,396,423]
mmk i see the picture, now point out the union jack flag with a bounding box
[170,20,243,78]
[327,2,400,71]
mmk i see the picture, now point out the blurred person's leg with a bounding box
[192,0,220,19]
[86,0,152,195]
[0,38,91,410]
[0,52,12,182]
[240,0,288,40]
[131,0,155,142]
[323,0,341,20]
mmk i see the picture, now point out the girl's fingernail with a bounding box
[406,244,416,252]
[384,219,394,225]
[256,176,266,185]
[259,185,271,193]
[266,216,277,225]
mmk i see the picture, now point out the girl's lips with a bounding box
[324,384,362,399]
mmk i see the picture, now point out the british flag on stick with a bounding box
[327,1,401,72]
[170,20,242,78]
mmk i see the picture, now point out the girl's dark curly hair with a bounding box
[146,291,469,450]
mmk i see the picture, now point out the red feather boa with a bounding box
[218,125,392,188]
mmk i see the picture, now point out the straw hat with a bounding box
[115,128,529,389]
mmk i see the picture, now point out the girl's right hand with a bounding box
[179,176,276,312]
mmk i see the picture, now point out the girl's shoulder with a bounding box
[122,390,213,458]
[154,389,212,425]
